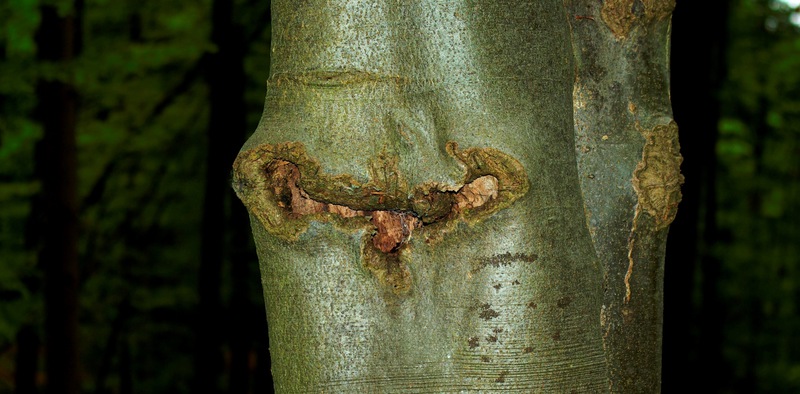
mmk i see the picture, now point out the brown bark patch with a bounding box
[478,304,500,320]
[632,121,684,228]
[601,0,637,39]
[370,211,421,254]
[454,175,498,211]
[601,0,676,39]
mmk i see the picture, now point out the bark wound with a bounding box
[232,142,528,294]
[632,121,683,229]
[626,121,683,302]
[601,0,676,39]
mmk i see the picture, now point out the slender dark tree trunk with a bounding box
[196,0,248,391]
[664,0,728,391]
[229,206,255,394]
[14,325,39,394]
[118,337,132,394]
[35,3,81,393]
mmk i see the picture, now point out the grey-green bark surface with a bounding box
[566,0,679,392]
[234,0,678,392]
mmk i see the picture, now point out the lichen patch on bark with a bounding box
[231,141,529,294]
[632,121,683,228]
[601,0,638,39]
[601,0,676,39]
[624,120,683,303]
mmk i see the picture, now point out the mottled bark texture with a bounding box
[566,0,680,392]
[234,0,678,392]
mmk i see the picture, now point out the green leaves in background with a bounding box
[715,1,800,391]
[1,0,269,391]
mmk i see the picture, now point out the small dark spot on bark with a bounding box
[556,296,574,308]
[495,371,508,383]
[479,304,500,320]
[480,355,491,363]
[479,308,500,320]
[552,330,561,341]
[468,336,479,348]
[511,280,520,285]
[527,301,537,309]
[523,346,533,354]
[472,252,538,274]
[486,334,498,343]
[493,327,504,334]
[493,283,502,290]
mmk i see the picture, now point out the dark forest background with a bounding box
[1,0,798,393]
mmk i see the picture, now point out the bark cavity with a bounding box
[232,142,528,294]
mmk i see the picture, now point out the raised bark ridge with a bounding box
[232,141,529,293]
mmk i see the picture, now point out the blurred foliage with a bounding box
[1,0,270,392]
[714,0,800,391]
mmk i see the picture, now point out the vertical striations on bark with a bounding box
[235,0,611,392]
[565,0,680,392]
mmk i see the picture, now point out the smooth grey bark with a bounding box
[566,0,679,392]
[234,0,678,392]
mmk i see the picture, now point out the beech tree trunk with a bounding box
[233,0,679,392]
[566,1,680,392]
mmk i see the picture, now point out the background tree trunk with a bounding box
[195,0,249,391]
[14,325,39,394]
[664,0,728,391]
[234,1,677,392]
[35,3,82,393]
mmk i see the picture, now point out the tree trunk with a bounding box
[35,3,81,394]
[565,0,680,392]
[233,1,678,392]
[14,325,39,394]
[195,0,248,391]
